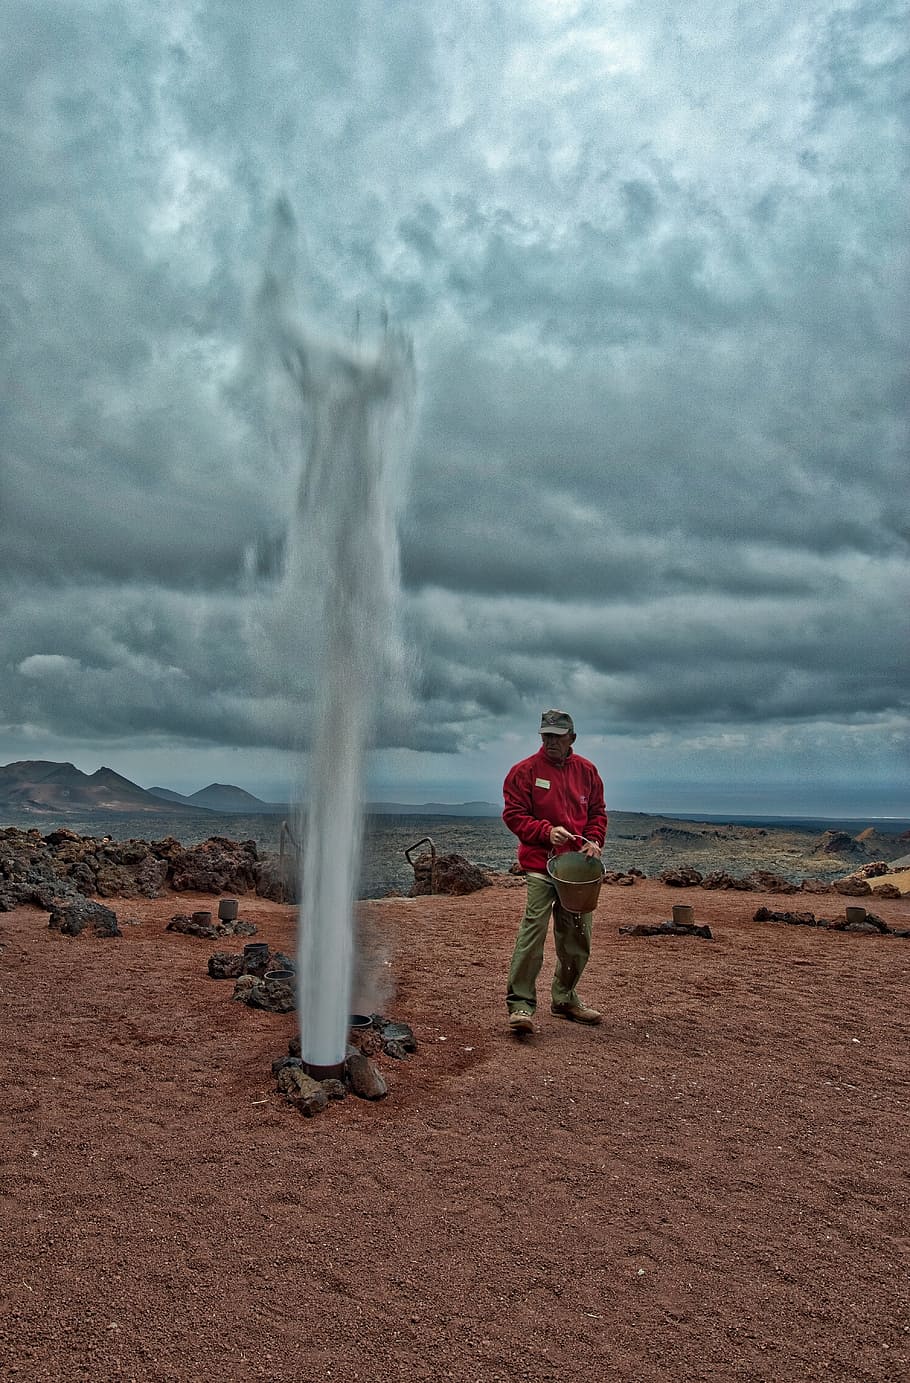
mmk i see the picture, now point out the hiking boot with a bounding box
[551,1001,602,1025]
[509,1010,534,1033]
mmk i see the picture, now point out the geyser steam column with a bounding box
[264,224,415,1080]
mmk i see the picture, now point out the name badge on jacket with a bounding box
[535,778,550,789]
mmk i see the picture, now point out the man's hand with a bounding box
[549,825,575,847]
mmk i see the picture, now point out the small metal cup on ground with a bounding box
[845,906,867,926]
[218,898,239,922]
[672,904,695,926]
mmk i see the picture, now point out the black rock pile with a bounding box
[619,918,713,939]
[166,909,257,940]
[0,826,294,914]
[408,851,490,896]
[47,898,123,938]
[271,1016,419,1116]
[753,906,910,937]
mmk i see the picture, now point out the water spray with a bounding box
[261,200,416,1080]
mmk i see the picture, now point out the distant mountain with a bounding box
[188,783,279,812]
[366,800,502,817]
[148,783,284,813]
[0,761,214,816]
[145,786,503,817]
[146,786,191,805]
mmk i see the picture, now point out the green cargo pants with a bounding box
[506,873,593,1014]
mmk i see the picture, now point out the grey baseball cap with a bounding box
[539,708,575,736]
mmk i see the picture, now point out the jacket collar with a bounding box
[536,745,573,766]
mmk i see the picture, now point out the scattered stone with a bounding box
[348,1027,384,1057]
[701,871,752,890]
[167,912,220,939]
[375,1017,418,1053]
[409,852,490,896]
[277,1064,330,1117]
[321,1078,347,1101]
[602,870,638,886]
[753,907,821,926]
[825,911,890,934]
[619,920,713,939]
[166,912,258,940]
[833,877,873,897]
[853,861,891,878]
[232,973,295,1013]
[659,867,704,887]
[874,883,902,899]
[345,1052,389,1099]
[207,950,245,980]
[797,879,834,894]
[48,898,122,938]
[744,870,798,894]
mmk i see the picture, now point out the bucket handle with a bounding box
[548,834,601,857]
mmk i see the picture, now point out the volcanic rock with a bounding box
[345,1052,388,1099]
[277,1063,330,1116]
[701,871,753,890]
[232,973,295,1013]
[168,837,261,894]
[753,907,820,926]
[619,919,713,939]
[207,950,245,980]
[166,912,257,940]
[852,860,891,878]
[832,877,873,897]
[375,1017,417,1053]
[135,855,169,897]
[167,912,220,938]
[252,854,298,903]
[409,852,489,896]
[743,870,798,893]
[659,867,704,887]
[48,898,121,938]
[94,864,138,898]
[826,911,890,934]
[874,883,902,899]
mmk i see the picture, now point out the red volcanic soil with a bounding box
[1,881,908,1383]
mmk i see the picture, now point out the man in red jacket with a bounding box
[502,709,608,1033]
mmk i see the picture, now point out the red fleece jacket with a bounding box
[502,747,608,874]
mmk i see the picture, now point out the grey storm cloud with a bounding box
[0,0,907,802]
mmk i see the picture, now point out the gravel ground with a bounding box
[1,880,908,1383]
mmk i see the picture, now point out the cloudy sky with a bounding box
[1,0,907,815]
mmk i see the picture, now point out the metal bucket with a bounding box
[547,850,605,914]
